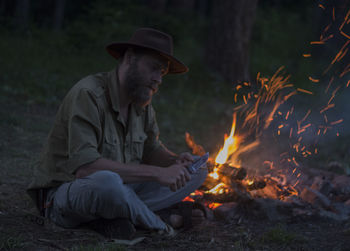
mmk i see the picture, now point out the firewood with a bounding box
[201,176,221,190]
[247,179,266,191]
[217,163,247,180]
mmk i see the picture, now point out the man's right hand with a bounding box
[156,164,191,191]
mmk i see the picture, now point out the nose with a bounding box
[151,72,162,86]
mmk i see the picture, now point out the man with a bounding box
[27,28,208,239]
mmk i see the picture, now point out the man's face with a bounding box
[125,52,169,107]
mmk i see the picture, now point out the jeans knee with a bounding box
[87,171,127,203]
[88,170,122,184]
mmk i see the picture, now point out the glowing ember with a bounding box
[182,196,194,202]
[247,179,254,185]
[206,183,229,194]
[190,190,204,196]
[208,202,222,209]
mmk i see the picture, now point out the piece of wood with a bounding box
[247,178,266,191]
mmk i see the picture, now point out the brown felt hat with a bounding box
[106,28,188,74]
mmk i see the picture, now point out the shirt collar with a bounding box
[107,67,145,116]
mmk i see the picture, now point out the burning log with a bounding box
[246,178,266,191]
[202,181,252,204]
[201,176,221,190]
[202,164,247,191]
[217,164,247,181]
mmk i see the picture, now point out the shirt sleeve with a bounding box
[142,105,163,159]
[63,87,103,174]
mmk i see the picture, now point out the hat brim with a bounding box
[106,42,189,74]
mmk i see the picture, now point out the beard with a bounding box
[124,63,154,107]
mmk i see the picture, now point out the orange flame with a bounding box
[208,202,222,209]
[215,113,238,164]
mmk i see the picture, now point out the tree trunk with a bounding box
[168,0,195,12]
[205,0,258,84]
[53,0,65,31]
[15,0,30,30]
[148,0,167,12]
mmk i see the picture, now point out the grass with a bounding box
[0,235,24,250]
[259,224,306,246]
[71,243,126,251]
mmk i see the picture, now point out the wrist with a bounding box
[148,165,162,182]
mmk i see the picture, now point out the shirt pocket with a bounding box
[130,132,147,162]
[102,133,122,161]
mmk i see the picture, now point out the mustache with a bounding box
[147,83,159,93]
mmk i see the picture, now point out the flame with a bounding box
[190,190,204,196]
[182,190,204,202]
[208,202,222,209]
[215,113,238,164]
[247,179,254,185]
[206,183,228,194]
[182,196,194,202]
[209,167,219,180]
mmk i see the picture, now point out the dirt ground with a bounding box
[1,100,350,251]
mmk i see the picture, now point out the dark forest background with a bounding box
[0,0,348,151]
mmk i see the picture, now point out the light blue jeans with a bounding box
[46,169,207,230]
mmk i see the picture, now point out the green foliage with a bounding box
[0,29,114,105]
[251,3,319,88]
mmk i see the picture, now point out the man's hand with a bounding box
[156,163,191,191]
[176,152,194,166]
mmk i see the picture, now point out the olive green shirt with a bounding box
[28,68,162,194]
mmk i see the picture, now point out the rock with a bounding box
[213,202,238,220]
[318,208,349,221]
[282,195,305,207]
[300,186,331,209]
[241,198,293,222]
[332,202,350,219]
[332,175,350,195]
[310,176,333,196]
[292,208,314,218]
[327,161,345,174]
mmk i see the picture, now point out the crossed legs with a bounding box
[46,169,207,230]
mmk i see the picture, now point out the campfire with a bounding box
[181,5,350,222]
[183,65,350,222]
[184,108,350,221]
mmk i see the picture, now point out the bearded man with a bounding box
[27,28,208,239]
